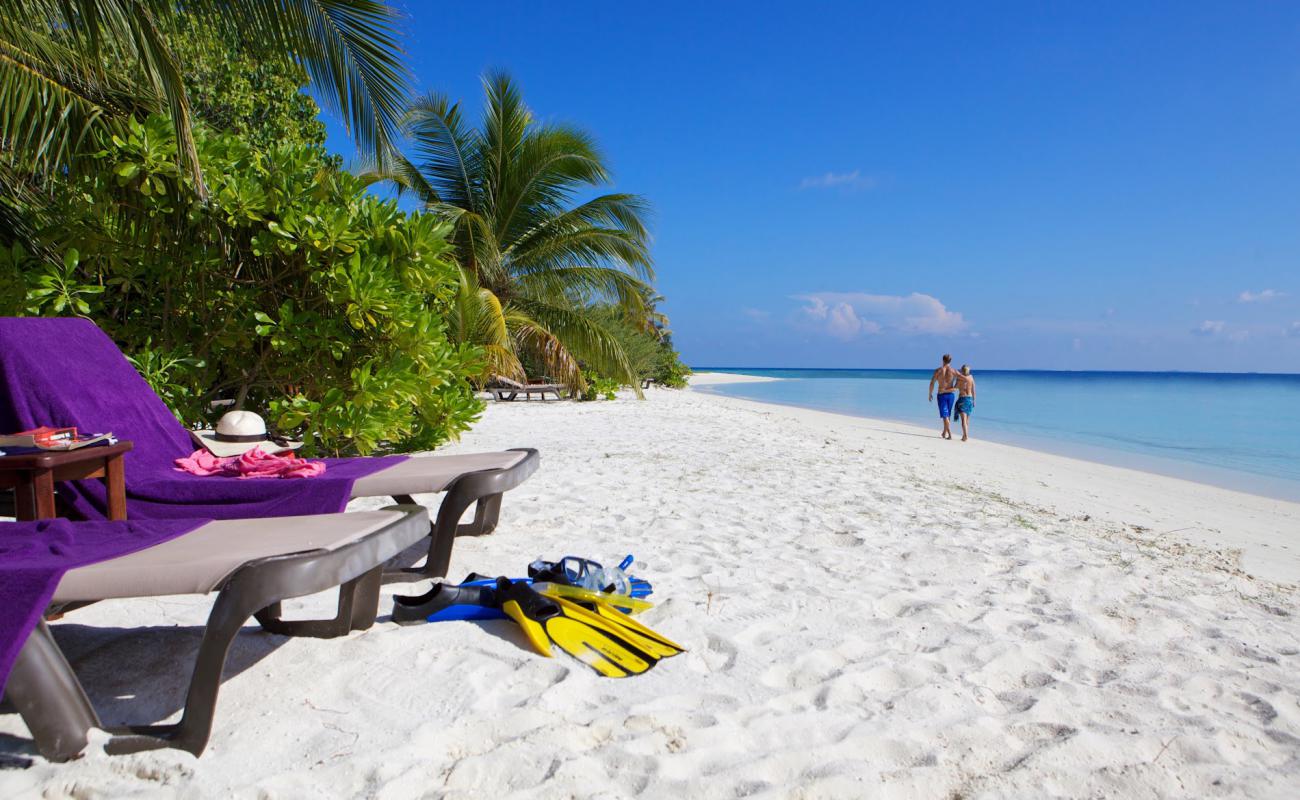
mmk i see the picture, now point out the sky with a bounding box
[323,1,1300,373]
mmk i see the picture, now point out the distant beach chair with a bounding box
[0,317,540,581]
[3,506,428,760]
[488,374,567,401]
[641,377,656,390]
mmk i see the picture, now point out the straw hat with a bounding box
[191,410,301,457]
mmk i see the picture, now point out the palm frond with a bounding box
[0,3,183,178]
[444,268,523,384]
[515,265,650,314]
[1,0,409,187]
[402,91,480,208]
[505,308,584,389]
[480,69,530,203]
[513,297,641,395]
[350,145,435,198]
[493,122,606,244]
[212,0,410,158]
[507,193,653,280]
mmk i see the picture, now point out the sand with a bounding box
[3,376,1299,798]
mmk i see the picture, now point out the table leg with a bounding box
[26,468,56,519]
[105,452,127,520]
[14,474,37,521]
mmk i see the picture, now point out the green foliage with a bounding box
[580,372,620,402]
[0,243,29,315]
[0,1,409,191]
[24,247,104,315]
[368,72,656,394]
[584,305,691,390]
[164,16,328,152]
[17,114,482,455]
[125,343,206,422]
[653,343,691,389]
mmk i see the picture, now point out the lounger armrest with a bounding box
[386,447,540,582]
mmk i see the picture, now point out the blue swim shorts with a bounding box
[937,392,956,419]
[956,396,974,416]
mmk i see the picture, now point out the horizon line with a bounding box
[691,366,1300,377]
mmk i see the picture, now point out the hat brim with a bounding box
[190,429,303,458]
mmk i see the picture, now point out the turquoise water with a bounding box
[694,368,1300,501]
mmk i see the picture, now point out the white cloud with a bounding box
[796,292,966,340]
[799,170,876,191]
[741,307,770,322]
[1238,289,1285,303]
[1192,320,1249,342]
[1289,321,1300,338]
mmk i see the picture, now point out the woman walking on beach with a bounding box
[954,365,976,441]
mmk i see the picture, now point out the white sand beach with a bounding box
[4,378,1300,798]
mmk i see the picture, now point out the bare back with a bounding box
[954,372,975,396]
[932,364,958,393]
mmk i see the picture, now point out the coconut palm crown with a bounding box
[0,0,409,190]
[377,71,655,392]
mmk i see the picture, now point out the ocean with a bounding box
[693,368,1300,502]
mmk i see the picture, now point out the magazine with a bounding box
[0,426,117,455]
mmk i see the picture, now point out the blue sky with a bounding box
[324,2,1300,373]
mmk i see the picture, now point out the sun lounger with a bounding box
[488,375,567,401]
[3,506,429,761]
[0,317,540,580]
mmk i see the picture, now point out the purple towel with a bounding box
[0,317,403,519]
[0,517,205,692]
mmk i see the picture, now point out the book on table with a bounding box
[0,426,117,456]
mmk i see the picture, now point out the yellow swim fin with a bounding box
[549,596,686,660]
[495,579,658,678]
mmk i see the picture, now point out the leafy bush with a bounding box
[580,373,621,401]
[584,305,691,390]
[14,115,483,455]
[653,343,692,388]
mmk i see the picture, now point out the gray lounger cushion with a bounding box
[348,451,529,498]
[52,510,410,601]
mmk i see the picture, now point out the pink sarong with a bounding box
[174,447,326,479]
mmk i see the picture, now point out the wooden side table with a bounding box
[0,441,133,521]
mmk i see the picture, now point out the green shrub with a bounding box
[17,115,483,455]
[653,342,692,388]
[580,372,620,401]
[585,305,690,390]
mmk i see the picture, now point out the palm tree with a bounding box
[373,71,655,392]
[0,0,409,191]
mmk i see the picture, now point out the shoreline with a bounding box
[690,372,1300,585]
[691,370,1300,505]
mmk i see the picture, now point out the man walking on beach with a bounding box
[928,354,959,439]
[953,365,976,442]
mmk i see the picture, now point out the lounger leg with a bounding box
[102,578,266,756]
[385,480,480,580]
[382,448,539,582]
[253,566,382,637]
[458,492,502,536]
[6,622,102,762]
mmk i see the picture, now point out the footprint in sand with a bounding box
[698,633,738,673]
[996,690,1039,713]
